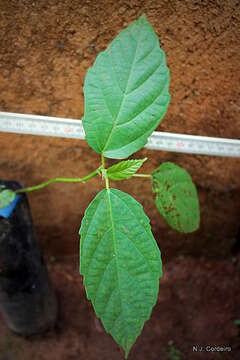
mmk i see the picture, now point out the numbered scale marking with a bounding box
[0,111,240,157]
[0,112,85,139]
[147,132,240,157]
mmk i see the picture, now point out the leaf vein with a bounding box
[101,23,145,154]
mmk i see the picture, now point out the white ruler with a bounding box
[0,111,240,157]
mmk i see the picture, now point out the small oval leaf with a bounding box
[79,188,162,357]
[107,158,147,180]
[82,15,170,159]
[151,162,200,233]
[0,189,16,208]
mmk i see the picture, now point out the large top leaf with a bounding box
[79,188,162,357]
[82,15,170,159]
[151,162,200,233]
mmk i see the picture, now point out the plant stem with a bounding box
[132,174,151,178]
[101,153,105,169]
[15,167,102,194]
[100,154,110,190]
[105,171,110,190]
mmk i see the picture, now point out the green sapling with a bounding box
[0,15,200,358]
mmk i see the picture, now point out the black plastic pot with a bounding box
[0,180,58,336]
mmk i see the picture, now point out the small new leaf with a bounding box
[107,158,147,181]
[0,189,16,208]
[79,188,162,357]
[151,162,200,233]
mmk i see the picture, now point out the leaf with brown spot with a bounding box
[151,162,200,233]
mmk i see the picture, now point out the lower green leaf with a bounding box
[79,188,162,357]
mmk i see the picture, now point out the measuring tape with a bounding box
[0,111,240,157]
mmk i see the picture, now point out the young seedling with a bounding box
[0,15,200,358]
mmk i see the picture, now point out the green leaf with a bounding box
[82,15,170,159]
[79,188,162,357]
[106,158,147,181]
[151,162,200,233]
[0,189,16,208]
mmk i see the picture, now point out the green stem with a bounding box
[101,153,105,169]
[101,153,109,190]
[15,167,102,194]
[105,171,110,190]
[132,174,151,178]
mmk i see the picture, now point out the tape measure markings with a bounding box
[0,112,240,157]
[145,131,240,157]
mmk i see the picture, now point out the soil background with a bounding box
[0,0,240,359]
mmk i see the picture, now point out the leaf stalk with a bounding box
[132,174,151,178]
[15,167,102,194]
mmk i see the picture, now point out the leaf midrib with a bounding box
[106,188,124,326]
[101,25,144,155]
[106,189,157,347]
[106,189,135,349]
